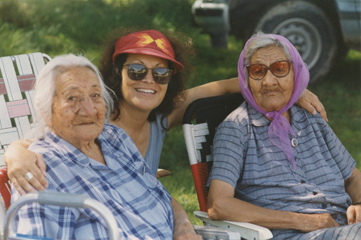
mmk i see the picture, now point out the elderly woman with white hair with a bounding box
[207,33,361,239]
[11,54,176,239]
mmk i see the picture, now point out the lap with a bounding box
[272,223,361,240]
[293,223,361,240]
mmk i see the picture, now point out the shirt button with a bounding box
[313,191,318,195]
[300,180,305,184]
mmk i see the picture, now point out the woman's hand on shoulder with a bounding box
[4,139,48,195]
[296,89,328,122]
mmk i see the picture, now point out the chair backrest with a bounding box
[182,93,244,211]
[0,53,51,167]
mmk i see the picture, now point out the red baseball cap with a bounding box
[112,30,184,73]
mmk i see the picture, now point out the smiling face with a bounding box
[249,45,294,112]
[49,66,106,147]
[120,54,169,114]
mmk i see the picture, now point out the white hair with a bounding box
[243,32,292,84]
[30,54,113,138]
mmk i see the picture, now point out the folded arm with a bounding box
[207,179,339,232]
[345,167,361,224]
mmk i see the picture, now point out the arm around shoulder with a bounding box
[168,77,240,128]
[4,139,48,195]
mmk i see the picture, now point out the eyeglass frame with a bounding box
[123,63,173,84]
[245,60,293,80]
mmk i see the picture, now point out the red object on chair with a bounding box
[183,93,244,212]
[0,167,11,209]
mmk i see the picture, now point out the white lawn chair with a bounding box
[183,93,273,240]
[0,53,51,168]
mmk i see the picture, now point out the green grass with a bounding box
[1,0,360,226]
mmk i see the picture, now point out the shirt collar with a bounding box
[247,103,307,127]
[246,103,270,127]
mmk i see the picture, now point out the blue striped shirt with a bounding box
[12,124,174,240]
[209,102,357,239]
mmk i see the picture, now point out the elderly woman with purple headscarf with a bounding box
[207,33,361,239]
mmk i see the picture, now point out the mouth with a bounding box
[262,88,281,94]
[135,88,156,94]
[78,122,96,126]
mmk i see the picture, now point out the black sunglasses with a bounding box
[123,64,173,85]
[246,60,293,80]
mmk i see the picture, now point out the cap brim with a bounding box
[113,48,184,73]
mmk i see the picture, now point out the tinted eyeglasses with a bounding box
[123,64,173,84]
[246,60,293,80]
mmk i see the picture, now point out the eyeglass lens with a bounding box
[125,64,172,84]
[247,61,292,80]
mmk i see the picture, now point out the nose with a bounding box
[78,97,97,116]
[141,69,155,84]
[262,70,278,86]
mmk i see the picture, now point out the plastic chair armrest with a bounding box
[194,211,273,240]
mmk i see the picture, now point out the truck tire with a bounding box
[255,1,337,83]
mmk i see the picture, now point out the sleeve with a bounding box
[208,118,248,188]
[316,115,356,180]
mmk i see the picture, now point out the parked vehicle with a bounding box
[192,0,361,83]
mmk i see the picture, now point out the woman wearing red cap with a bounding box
[4,28,326,239]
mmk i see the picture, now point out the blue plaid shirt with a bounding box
[209,103,356,239]
[12,124,174,240]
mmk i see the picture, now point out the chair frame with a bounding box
[4,192,119,240]
[183,93,273,240]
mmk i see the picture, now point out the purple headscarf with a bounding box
[238,34,309,169]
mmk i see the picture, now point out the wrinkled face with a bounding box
[121,54,169,113]
[49,66,106,146]
[249,45,294,112]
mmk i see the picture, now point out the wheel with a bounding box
[255,1,338,83]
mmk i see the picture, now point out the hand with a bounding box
[4,140,48,195]
[296,89,328,122]
[173,221,202,240]
[299,213,340,232]
[347,204,361,224]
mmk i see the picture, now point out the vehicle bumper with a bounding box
[192,0,230,34]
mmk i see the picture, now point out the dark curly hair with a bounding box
[99,27,196,127]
